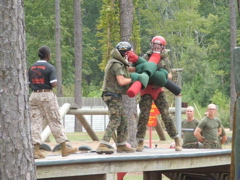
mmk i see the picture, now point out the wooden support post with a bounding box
[231,46,240,180]
[75,114,99,141]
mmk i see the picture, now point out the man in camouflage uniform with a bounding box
[96,42,138,154]
[127,36,182,151]
[182,106,200,148]
[194,103,222,149]
[28,46,78,159]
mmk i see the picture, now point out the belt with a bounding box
[102,91,121,98]
[33,89,52,93]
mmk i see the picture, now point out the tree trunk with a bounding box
[55,0,63,97]
[229,0,237,130]
[74,0,83,132]
[0,0,36,179]
[120,0,138,147]
[120,0,134,42]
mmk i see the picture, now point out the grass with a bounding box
[50,128,232,147]
[49,129,232,149]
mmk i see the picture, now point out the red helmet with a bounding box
[151,36,166,46]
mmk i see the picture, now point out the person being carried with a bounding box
[28,46,78,159]
[182,106,200,148]
[194,103,222,149]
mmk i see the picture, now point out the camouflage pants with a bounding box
[203,140,221,149]
[136,92,178,141]
[183,142,200,149]
[101,95,128,146]
[29,92,67,145]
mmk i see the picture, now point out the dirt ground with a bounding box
[39,128,232,156]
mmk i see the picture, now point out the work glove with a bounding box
[125,51,139,63]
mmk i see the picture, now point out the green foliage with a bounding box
[96,0,120,70]
[24,0,234,117]
[82,82,103,97]
[138,0,231,117]
[132,0,141,54]
[97,0,142,68]
[210,90,230,127]
[62,84,75,97]
[25,1,56,66]
[25,0,103,96]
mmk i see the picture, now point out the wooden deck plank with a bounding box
[36,148,231,179]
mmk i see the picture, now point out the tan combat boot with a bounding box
[61,142,78,157]
[174,138,182,151]
[117,145,135,153]
[34,144,45,159]
[96,143,114,154]
[136,141,144,152]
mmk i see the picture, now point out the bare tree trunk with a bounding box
[120,0,134,42]
[0,0,36,179]
[74,0,83,132]
[120,0,138,147]
[229,0,237,130]
[55,0,63,97]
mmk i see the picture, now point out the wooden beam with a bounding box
[67,107,187,115]
[36,149,231,179]
[75,114,99,141]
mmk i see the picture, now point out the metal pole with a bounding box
[149,126,152,148]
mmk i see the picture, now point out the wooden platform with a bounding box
[35,148,231,180]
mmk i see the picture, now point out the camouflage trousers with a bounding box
[136,92,178,141]
[183,142,200,149]
[203,140,221,149]
[29,92,67,145]
[101,95,128,146]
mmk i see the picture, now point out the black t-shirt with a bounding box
[28,60,57,90]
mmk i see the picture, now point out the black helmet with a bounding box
[116,41,132,56]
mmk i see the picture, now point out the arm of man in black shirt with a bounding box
[51,82,57,87]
